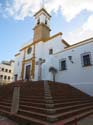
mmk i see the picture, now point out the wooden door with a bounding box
[25,65,31,80]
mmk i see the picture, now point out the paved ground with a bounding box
[0,116,18,125]
[0,115,93,125]
[78,115,93,125]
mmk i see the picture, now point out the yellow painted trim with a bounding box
[20,43,33,51]
[20,40,40,51]
[69,37,93,48]
[65,37,93,49]
[20,32,62,52]
[31,44,36,79]
[23,58,33,63]
[21,61,24,80]
[15,53,20,57]
[62,39,70,47]
[21,45,36,80]
[44,32,62,42]
[53,38,93,55]
[21,49,26,80]
[31,59,35,79]
[33,23,51,31]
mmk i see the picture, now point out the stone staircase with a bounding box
[0,80,92,125]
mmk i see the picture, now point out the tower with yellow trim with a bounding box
[33,8,51,42]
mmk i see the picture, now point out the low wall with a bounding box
[69,82,93,96]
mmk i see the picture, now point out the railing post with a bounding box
[44,81,58,122]
[11,85,20,113]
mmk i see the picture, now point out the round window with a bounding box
[27,47,32,54]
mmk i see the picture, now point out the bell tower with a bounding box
[33,5,51,42]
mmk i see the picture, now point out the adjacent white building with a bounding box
[0,60,14,85]
[14,7,93,96]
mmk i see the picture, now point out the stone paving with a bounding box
[0,116,18,125]
[78,115,93,125]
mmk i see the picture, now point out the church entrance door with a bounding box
[25,65,31,80]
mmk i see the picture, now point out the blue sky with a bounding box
[0,0,93,62]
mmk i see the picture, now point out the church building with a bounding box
[14,6,93,96]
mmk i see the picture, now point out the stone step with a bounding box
[19,104,47,114]
[0,102,11,106]
[20,96,45,99]
[52,95,89,99]
[55,110,93,125]
[20,98,45,103]
[0,104,10,112]
[55,102,93,114]
[18,105,93,123]
[0,109,48,125]
[14,113,49,125]
[20,100,46,108]
[55,105,93,121]
[54,99,93,107]
[0,81,92,125]
[53,97,91,103]
[19,102,93,115]
[0,99,12,103]
[18,109,48,121]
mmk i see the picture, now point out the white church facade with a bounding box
[14,7,93,96]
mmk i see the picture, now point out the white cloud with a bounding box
[83,15,93,31]
[64,15,93,44]
[43,0,93,21]
[4,0,41,20]
[0,0,93,43]
[60,0,93,21]
[2,0,93,21]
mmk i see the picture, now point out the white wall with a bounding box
[43,34,64,80]
[34,34,63,81]
[54,42,93,83]
[14,51,24,80]
[50,41,93,96]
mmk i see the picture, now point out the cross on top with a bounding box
[41,0,45,8]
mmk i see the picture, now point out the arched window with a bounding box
[4,76,7,80]
[9,70,11,73]
[27,47,32,54]
[37,18,40,25]
[5,69,8,72]
[45,19,47,25]
[8,76,10,80]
